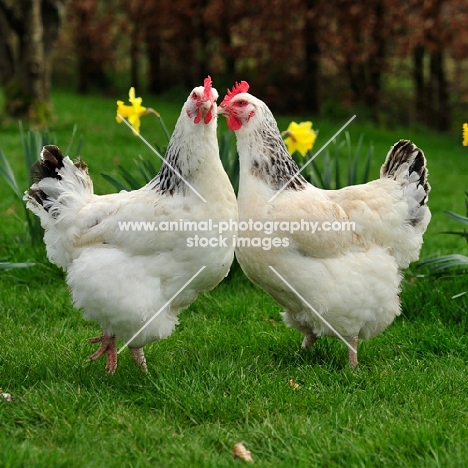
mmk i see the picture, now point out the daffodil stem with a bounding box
[145,108,171,143]
[158,115,171,143]
[145,108,160,117]
[281,130,296,142]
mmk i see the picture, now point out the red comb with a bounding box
[203,76,212,100]
[221,81,250,106]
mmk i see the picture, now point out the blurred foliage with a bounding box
[103,124,371,196]
[46,0,468,130]
[102,129,239,193]
[299,132,373,190]
[0,260,35,270]
[0,123,83,245]
[102,151,163,191]
[102,111,169,190]
[420,192,468,297]
[219,131,239,194]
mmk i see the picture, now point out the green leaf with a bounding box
[118,166,143,190]
[101,173,130,192]
[306,132,372,190]
[134,155,153,183]
[444,210,468,225]
[361,144,373,185]
[64,124,84,158]
[0,148,22,200]
[441,230,468,239]
[311,159,325,188]
[219,130,239,193]
[158,114,171,143]
[419,254,468,273]
[334,140,340,189]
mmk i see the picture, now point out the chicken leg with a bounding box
[348,335,358,368]
[87,335,117,373]
[130,347,148,372]
[301,332,318,350]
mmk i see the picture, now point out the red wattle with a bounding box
[204,108,213,124]
[194,109,202,124]
[227,116,242,131]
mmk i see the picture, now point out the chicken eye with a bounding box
[236,100,247,107]
[191,92,199,100]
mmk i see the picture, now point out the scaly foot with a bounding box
[130,347,148,372]
[87,335,117,374]
[347,335,359,368]
[301,333,318,350]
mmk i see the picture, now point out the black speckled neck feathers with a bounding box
[249,107,307,191]
[149,140,186,196]
[147,110,210,196]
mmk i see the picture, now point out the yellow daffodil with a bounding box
[283,121,317,156]
[463,123,468,147]
[116,87,147,135]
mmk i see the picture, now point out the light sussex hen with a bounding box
[25,77,237,373]
[219,81,430,367]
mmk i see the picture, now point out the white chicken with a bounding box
[25,77,238,373]
[219,81,430,367]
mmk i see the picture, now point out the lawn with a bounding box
[0,88,467,467]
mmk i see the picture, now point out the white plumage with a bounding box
[25,78,238,372]
[219,82,430,367]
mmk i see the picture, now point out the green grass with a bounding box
[1,88,468,467]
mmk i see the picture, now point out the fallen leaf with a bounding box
[233,442,253,462]
[288,379,300,390]
[260,316,277,327]
[1,393,13,402]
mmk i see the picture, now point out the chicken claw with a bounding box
[87,335,117,374]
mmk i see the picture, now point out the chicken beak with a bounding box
[201,99,213,117]
[201,99,215,124]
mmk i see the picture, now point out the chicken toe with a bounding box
[87,335,117,373]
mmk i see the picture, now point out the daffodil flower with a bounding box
[463,123,468,147]
[116,87,147,135]
[283,121,317,156]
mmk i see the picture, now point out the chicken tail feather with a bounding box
[26,145,91,214]
[24,146,93,269]
[380,140,430,227]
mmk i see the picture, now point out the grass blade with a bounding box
[0,148,22,200]
[64,124,78,156]
[361,144,373,184]
[0,262,35,270]
[334,142,340,189]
